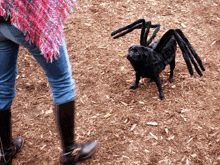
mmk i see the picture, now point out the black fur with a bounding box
[111,19,205,100]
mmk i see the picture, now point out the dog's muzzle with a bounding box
[127,52,133,61]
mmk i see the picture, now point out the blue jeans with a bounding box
[0,22,75,110]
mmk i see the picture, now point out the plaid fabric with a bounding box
[0,0,77,62]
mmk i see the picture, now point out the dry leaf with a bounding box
[104,113,111,118]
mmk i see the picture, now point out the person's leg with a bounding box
[6,24,75,104]
[32,39,97,165]
[28,39,76,105]
[0,24,19,110]
[32,40,97,165]
[6,24,97,164]
[0,23,24,165]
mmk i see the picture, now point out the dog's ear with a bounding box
[137,46,150,57]
[137,46,160,65]
[136,46,145,55]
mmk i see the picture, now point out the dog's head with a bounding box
[127,45,152,64]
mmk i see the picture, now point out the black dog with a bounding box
[111,19,205,100]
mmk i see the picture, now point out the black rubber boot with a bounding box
[55,100,98,165]
[0,109,24,165]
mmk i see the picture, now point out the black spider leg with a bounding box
[155,29,194,75]
[111,19,160,46]
[111,19,147,39]
[142,21,160,46]
[174,30,203,76]
[146,24,160,46]
[173,31,197,75]
[142,21,151,46]
[175,29,205,72]
[112,22,160,46]
[140,19,146,46]
[112,22,153,40]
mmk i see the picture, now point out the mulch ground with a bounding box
[11,0,219,164]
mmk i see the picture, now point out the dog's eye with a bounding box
[129,47,134,51]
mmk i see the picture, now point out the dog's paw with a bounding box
[130,83,138,90]
[168,77,173,83]
[150,78,154,82]
[159,92,165,100]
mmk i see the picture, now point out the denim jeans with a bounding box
[0,22,75,110]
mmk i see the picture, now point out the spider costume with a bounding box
[111,19,205,100]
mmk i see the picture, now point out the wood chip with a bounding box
[211,40,216,46]
[181,23,187,28]
[191,153,197,158]
[131,124,137,131]
[180,114,187,121]
[181,108,190,113]
[121,102,128,106]
[144,149,150,153]
[171,85,176,88]
[149,132,158,140]
[124,118,129,123]
[147,122,158,126]
[40,145,46,150]
[187,137,193,143]
[45,108,53,114]
[167,135,175,140]
[139,101,145,104]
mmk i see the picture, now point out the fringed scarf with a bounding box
[0,0,77,62]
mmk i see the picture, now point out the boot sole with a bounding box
[14,137,24,157]
[17,138,24,153]
[77,145,97,162]
[61,143,98,165]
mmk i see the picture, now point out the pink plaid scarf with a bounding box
[0,0,77,62]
